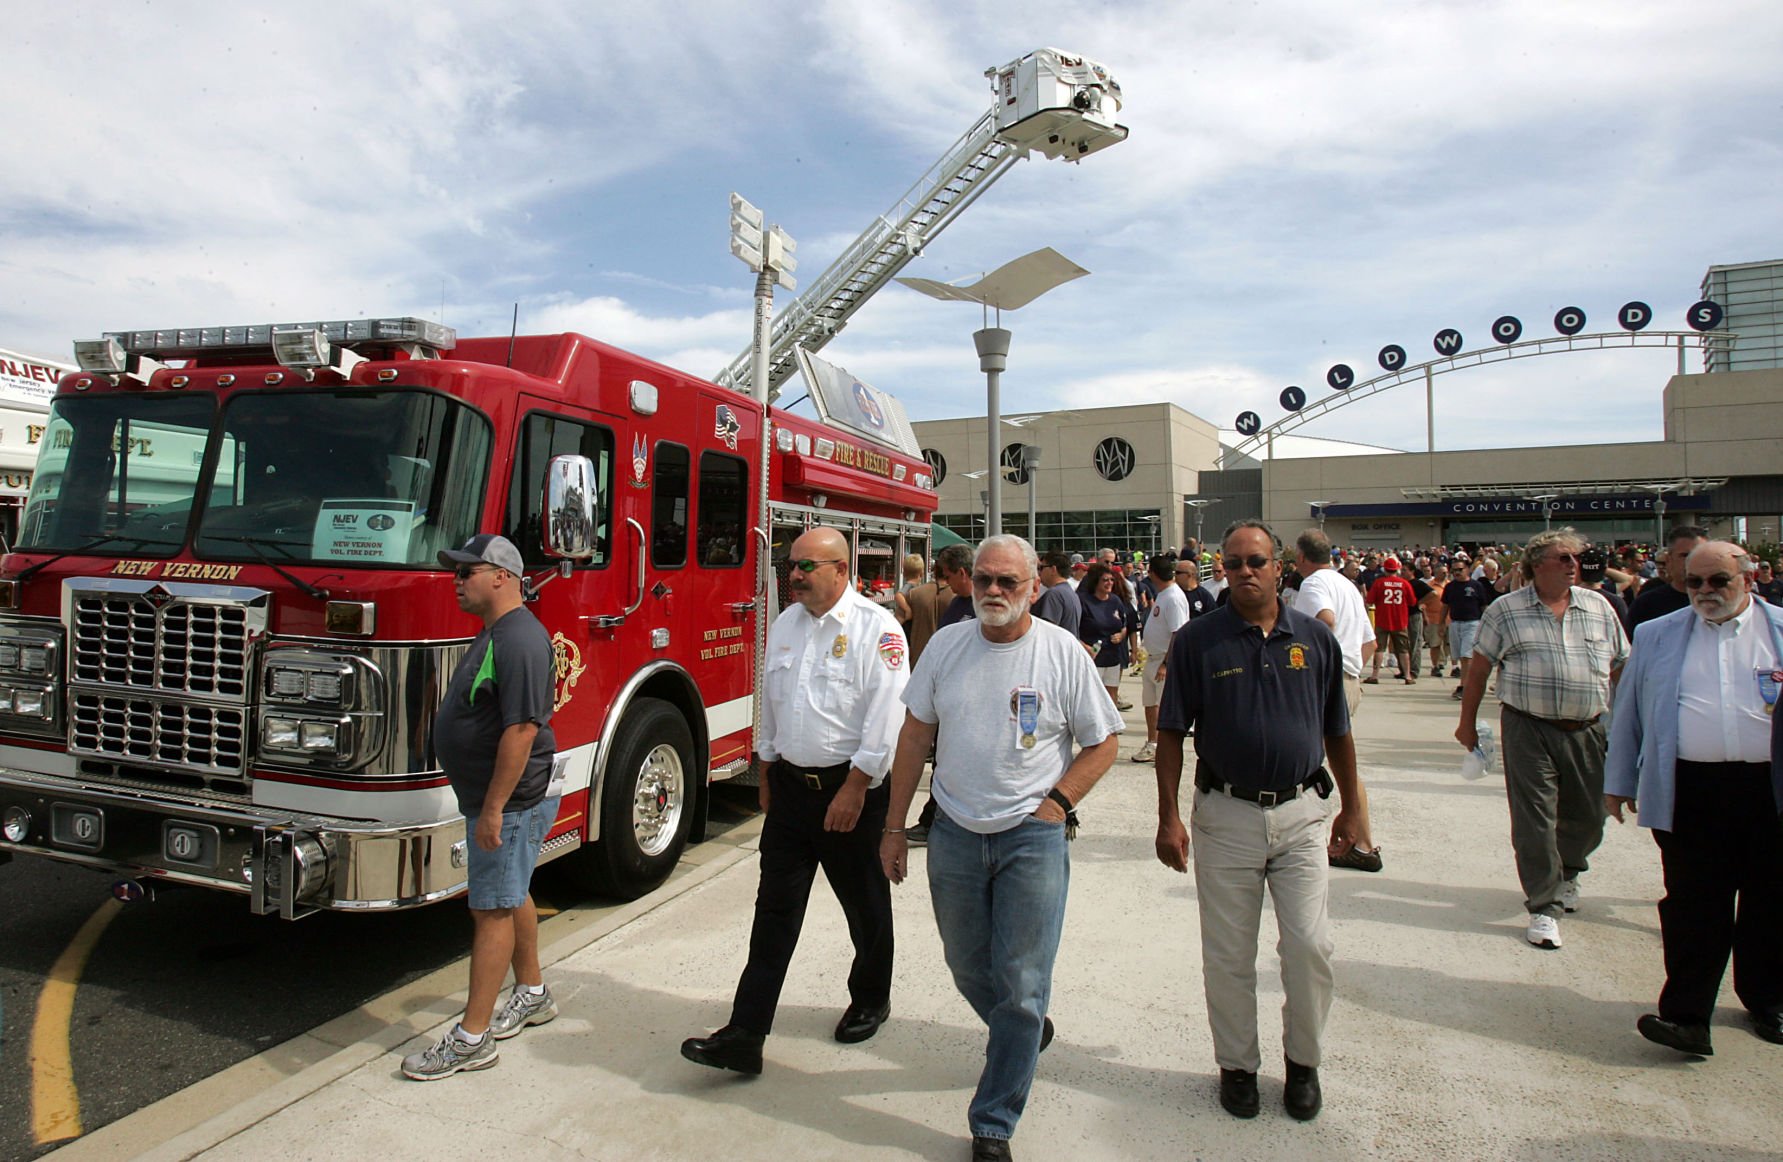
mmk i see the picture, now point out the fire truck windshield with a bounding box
[18,388,492,569]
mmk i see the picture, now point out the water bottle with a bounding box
[1460,723,1495,780]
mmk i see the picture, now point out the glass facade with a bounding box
[934,507,1164,555]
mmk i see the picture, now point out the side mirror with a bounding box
[542,454,597,560]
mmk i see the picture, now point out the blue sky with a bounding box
[4,1,1779,453]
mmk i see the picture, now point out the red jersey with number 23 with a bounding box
[1366,576,1417,632]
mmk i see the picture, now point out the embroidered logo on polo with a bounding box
[1286,644,1309,671]
[876,632,906,671]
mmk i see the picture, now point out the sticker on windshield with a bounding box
[311,498,416,562]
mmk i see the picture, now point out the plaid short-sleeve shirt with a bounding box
[1474,585,1629,720]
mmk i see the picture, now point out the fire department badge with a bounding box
[876,631,906,671]
[551,632,586,712]
[630,433,649,488]
[714,404,741,450]
[831,633,847,658]
[1286,643,1308,671]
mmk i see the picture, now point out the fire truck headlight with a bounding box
[0,688,15,713]
[0,625,62,681]
[0,646,17,669]
[299,721,339,752]
[2,805,29,842]
[264,717,301,748]
[20,646,48,674]
[13,688,46,717]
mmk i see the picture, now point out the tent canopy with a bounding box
[930,522,969,549]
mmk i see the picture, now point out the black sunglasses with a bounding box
[791,558,845,574]
[453,565,494,580]
[1221,554,1273,572]
[1684,573,1735,590]
[972,573,1031,591]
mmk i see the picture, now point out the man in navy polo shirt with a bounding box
[1153,520,1372,1124]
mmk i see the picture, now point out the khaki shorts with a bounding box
[1376,627,1413,654]
[1422,621,1446,650]
[1142,663,1166,708]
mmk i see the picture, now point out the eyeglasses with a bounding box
[1684,573,1736,590]
[972,573,1032,592]
[1221,554,1273,572]
[1546,552,1581,564]
[790,558,845,574]
[453,565,494,580]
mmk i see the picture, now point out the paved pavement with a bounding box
[52,668,1783,1161]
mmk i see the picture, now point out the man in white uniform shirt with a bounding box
[1291,529,1374,717]
[682,527,909,1075]
[1605,541,1783,1056]
[1133,552,1190,764]
[881,535,1122,1161]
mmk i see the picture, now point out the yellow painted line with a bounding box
[31,897,123,1146]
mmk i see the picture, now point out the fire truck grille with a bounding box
[70,594,252,699]
[69,691,249,781]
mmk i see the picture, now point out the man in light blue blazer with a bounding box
[1605,541,1783,1058]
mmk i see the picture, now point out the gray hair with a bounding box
[1523,527,1586,565]
[1296,528,1332,563]
[1223,518,1281,553]
[975,534,1040,579]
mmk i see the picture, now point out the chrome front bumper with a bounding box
[0,768,468,919]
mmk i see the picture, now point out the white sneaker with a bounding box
[1559,880,1580,913]
[1132,743,1156,763]
[1526,913,1562,950]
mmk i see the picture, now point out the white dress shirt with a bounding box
[1676,597,1780,763]
[758,585,909,782]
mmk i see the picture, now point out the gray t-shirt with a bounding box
[904,618,1125,834]
[1033,580,1082,637]
[434,606,558,815]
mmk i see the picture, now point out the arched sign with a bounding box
[1492,315,1523,343]
[1554,306,1587,336]
[1280,385,1306,411]
[1234,411,1262,436]
[1618,301,1652,331]
[1326,364,1354,390]
[1377,344,1406,372]
[1433,328,1464,355]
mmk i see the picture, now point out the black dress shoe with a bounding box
[1283,1058,1322,1121]
[1636,1013,1712,1057]
[1039,1016,1055,1053]
[680,1025,765,1074]
[835,1001,891,1044]
[971,1136,1013,1161]
[1750,1011,1783,1045]
[1219,1068,1260,1118]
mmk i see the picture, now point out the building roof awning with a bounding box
[1401,478,1727,500]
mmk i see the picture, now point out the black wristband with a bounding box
[1047,788,1075,812]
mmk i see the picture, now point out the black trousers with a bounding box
[1653,760,1783,1024]
[729,766,893,1035]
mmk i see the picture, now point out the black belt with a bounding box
[1503,703,1601,733]
[1196,768,1330,809]
[775,760,852,790]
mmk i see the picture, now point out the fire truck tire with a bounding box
[571,698,695,900]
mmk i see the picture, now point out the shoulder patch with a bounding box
[877,631,907,671]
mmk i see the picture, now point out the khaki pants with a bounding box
[1190,784,1335,1072]
[1342,672,1362,718]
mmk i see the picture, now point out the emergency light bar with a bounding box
[87,317,456,363]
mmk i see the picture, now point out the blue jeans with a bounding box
[926,811,1069,1140]
[465,796,559,910]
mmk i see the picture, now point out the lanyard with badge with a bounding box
[1759,668,1782,715]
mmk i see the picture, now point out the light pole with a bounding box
[1638,483,1676,546]
[1184,498,1220,553]
[1139,513,1161,556]
[1529,493,1560,531]
[1308,499,1334,531]
[1018,444,1042,545]
[898,248,1089,536]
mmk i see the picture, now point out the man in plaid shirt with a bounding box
[1455,528,1629,951]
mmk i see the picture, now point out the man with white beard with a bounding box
[881,534,1123,1161]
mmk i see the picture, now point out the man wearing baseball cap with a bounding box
[403,534,562,1080]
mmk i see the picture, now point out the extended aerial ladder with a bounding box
[715,48,1128,401]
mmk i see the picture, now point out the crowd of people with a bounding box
[403,522,1781,1162]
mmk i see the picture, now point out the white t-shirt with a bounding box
[1141,583,1190,654]
[1293,567,1371,677]
[904,618,1125,834]
[1204,577,1227,598]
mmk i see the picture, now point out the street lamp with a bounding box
[1308,499,1334,530]
[1015,444,1042,545]
[1139,513,1162,555]
[898,248,1089,536]
[1637,483,1677,546]
[1184,498,1220,553]
[1529,493,1560,531]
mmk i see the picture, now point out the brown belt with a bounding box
[1503,703,1601,733]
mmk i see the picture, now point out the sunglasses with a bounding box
[1221,554,1273,572]
[972,573,1031,591]
[1684,573,1735,590]
[790,558,845,573]
[453,565,493,580]
[1546,553,1581,564]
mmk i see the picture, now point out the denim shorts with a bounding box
[465,796,559,910]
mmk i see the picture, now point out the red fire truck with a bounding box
[0,318,939,916]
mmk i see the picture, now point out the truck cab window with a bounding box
[696,451,746,568]
[506,413,613,570]
[652,443,689,568]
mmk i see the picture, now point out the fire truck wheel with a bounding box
[572,697,695,900]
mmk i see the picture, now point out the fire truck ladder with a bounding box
[714,109,1017,401]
